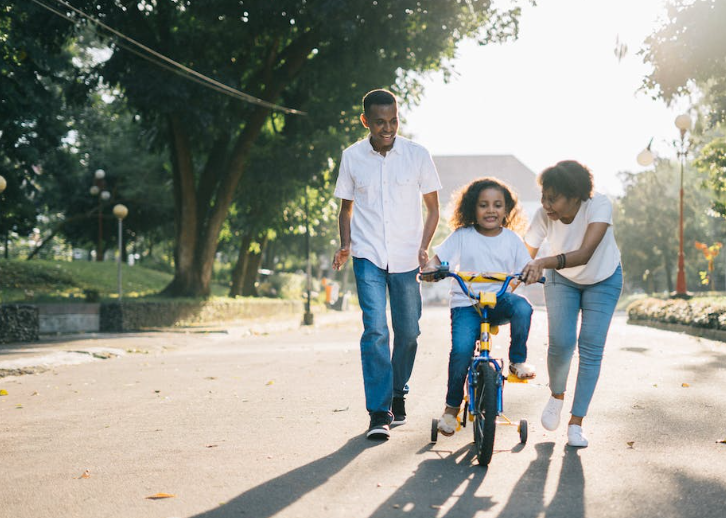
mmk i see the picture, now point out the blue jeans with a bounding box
[544,265,623,417]
[446,292,533,408]
[353,258,422,417]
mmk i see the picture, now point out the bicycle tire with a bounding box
[473,361,497,466]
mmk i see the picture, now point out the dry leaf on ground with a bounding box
[146,493,176,500]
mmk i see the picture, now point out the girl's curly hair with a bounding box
[450,177,527,234]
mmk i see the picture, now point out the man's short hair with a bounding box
[363,89,397,115]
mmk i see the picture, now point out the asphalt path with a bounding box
[1,306,725,518]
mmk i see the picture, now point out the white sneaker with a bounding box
[567,424,589,447]
[541,396,564,431]
[437,413,458,436]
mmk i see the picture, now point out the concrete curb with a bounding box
[627,318,726,343]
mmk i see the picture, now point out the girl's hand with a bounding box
[522,259,545,285]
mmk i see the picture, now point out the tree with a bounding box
[642,0,726,220]
[61,0,526,297]
[0,3,79,256]
[615,160,720,294]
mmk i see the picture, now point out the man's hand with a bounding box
[333,247,350,270]
[418,248,429,269]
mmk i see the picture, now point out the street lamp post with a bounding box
[637,114,692,298]
[303,185,314,326]
[90,169,110,262]
[0,175,6,259]
[113,204,128,300]
[674,114,692,297]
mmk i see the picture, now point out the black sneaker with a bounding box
[366,412,391,440]
[391,396,406,426]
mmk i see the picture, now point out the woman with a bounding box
[521,160,622,448]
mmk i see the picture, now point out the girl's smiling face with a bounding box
[475,187,507,236]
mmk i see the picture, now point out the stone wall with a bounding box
[0,304,39,344]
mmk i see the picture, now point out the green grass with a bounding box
[0,259,229,302]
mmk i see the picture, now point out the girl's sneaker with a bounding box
[509,362,536,379]
[437,413,458,436]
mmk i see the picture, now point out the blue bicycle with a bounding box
[421,262,544,466]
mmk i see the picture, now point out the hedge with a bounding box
[627,298,726,330]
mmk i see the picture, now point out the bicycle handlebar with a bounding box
[419,263,545,301]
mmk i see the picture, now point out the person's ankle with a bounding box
[552,393,565,401]
[569,416,584,426]
[444,405,459,416]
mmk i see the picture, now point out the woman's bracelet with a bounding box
[555,253,567,270]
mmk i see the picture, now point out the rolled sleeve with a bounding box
[333,151,354,200]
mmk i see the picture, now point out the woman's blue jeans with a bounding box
[544,265,623,417]
[446,293,533,408]
[353,258,422,417]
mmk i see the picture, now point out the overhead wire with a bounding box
[27,0,306,115]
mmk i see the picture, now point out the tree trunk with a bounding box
[663,252,674,294]
[158,31,318,298]
[242,234,269,297]
[229,233,254,297]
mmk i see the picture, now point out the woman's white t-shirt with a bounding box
[434,227,531,308]
[524,192,621,285]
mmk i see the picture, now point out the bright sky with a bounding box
[401,0,691,196]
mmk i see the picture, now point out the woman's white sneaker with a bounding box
[567,424,589,447]
[541,397,564,431]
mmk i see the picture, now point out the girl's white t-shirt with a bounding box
[524,192,621,285]
[434,227,531,308]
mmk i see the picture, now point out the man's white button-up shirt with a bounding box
[334,136,442,273]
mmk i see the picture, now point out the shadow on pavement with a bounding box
[190,435,371,518]
[365,444,494,518]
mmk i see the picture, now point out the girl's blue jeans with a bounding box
[544,265,623,417]
[446,292,533,408]
[353,258,422,417]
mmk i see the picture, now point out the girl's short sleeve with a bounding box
[524,207,548,249]
[433,229,462,267]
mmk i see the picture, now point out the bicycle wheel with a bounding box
[473,361,498,466]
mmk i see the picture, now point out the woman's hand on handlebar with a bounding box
[521,259,546,285]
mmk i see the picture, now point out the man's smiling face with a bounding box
[361,103,398,153]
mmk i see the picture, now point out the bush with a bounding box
[627,297,726,330]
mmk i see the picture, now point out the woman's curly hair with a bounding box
[538,160,593,201]
[450,177,527,235]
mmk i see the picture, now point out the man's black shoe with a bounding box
[366,412,391,440]
[391,396,406,426]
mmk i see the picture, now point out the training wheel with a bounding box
[431,418,438,443]
[519,419,528,444]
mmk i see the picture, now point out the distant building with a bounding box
[433,154,540,219]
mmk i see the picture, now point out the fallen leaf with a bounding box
[16,404,22,409]
[205,444,218,448]
[76,470,91,479]
[392,504,401,509]
[627,442,635,448]
[682,383,690,388]
[0,389,8,396]
[333,406,349,413]
[146,493,175,500]
[31,391,39,396]
[266,380,274,386]
[717,439,726,444]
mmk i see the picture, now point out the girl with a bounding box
[423,177,535,436]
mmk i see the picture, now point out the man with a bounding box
[333,89,441,440]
